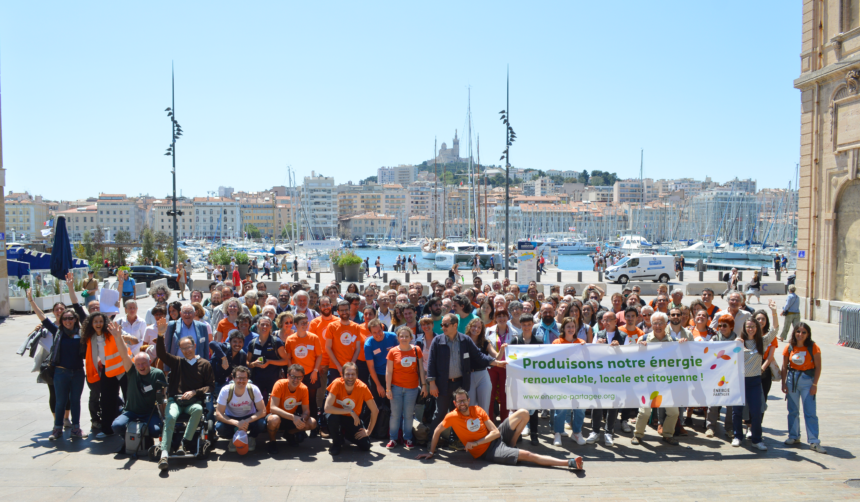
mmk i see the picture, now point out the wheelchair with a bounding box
[147,391,215,462]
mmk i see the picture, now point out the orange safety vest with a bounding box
[85,334,131,384]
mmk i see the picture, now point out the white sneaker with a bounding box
[585,432,600,444]
[784,438,800,445]
[522,425,530,437]
[621,422,633,433]
[564,422,572,432]
[753,442,767,451]
[745,428,752,439]
[705,429,715,438]
[731,438,741,447]
[553,433,562,446]
[604,433,614,446]
[572,432,586,446]
[810,443,827,454]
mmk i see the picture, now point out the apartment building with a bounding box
[192,197,241,239]
[4,194,49,241]
[303,172,337,238]
[96,194,144,239]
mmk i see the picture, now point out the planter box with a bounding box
[344,263,361,282]
[238,264,249,280]
[35,295,59,311]
[10,296,30,312]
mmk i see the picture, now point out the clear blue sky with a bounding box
[0,1,801,201]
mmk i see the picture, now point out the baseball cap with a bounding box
[232,430,249,455]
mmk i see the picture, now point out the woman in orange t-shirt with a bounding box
[780,322,824,453]
[384,327,427,449]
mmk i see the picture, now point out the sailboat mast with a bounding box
[434,137,438,239]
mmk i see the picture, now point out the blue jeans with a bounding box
[553,409,585,434]
[112,410,162,437]
[733,375,763,443]
[787,371,820,443]
[53,367,85,428]
[389,385,419,441]
[215,414,268,438]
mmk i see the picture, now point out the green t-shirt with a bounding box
[124,367,168,415]
[457,313,476,334]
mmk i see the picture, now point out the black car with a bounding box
[128,265,179,289]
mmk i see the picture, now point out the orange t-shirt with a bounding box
[691,326,713,342]
[552,337,584,344]
[441,406,491,459]
[326,378,373,415]
[763,336,778,362]
[619,325,643,345]
[284,333,322,375]
[783,343,820,372]
[216,319,237,343]
[386,346,423,389]
[268,379,309,414]
[325,319,361,367]
[309,316,336,366]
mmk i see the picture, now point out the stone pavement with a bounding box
[1,280,859,501]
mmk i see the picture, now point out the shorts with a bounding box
[479,417,519,465]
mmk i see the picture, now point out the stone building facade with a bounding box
[794,0,860,322]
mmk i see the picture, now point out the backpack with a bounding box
[226,382,256,407]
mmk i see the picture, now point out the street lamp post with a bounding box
[164,64,184,269]
[499,67,516,278]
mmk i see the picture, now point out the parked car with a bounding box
[605,254,674,284]
[128,265,180,289]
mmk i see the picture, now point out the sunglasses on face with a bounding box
[718,323,730,328]
[440,322,451,327]
[62,317,76,321]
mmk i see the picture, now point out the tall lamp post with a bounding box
[499,67,516,278]
[164,64,183,268]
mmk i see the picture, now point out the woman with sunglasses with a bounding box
[28,288,87,441]
[144,284,172,325]
[781,323,825,453]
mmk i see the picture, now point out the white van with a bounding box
[605,254,674,284]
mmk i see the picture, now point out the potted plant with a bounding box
[329,249,344,280]
[235,252,250,280]
[338,251,363,282]
[10,278,30,312]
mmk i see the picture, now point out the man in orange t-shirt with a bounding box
[416,388,583,470]
[265,364,317,453]
[309,296,336,418]
[619,308,644,345]
[323,362,379,456]
[325,301,362,383]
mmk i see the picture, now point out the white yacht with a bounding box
[434,242,502,270]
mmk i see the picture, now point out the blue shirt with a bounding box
[352,311,365,324]
[243,332,259,352]
[122,277,136,296]
[364,331,398,375]
[783,293,800,314]
[179,321,197,344]
[536,320,559,344]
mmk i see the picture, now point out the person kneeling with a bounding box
[323,362,379,456]
[214,366,268,454]
[416,388,583,470]
[266,364,318,454]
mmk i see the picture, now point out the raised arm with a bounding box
[108,321,133,372]
[26,289,48,322]
[65,272,79,306]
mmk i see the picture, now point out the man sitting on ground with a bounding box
[416,388,583,470]
[323,362,379,456]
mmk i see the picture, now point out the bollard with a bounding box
[515,272,518,282]
[493,271,498,279]
[405,273,410,283]
[679,271,684,282]
[699,271,704,282]
[359,284,364,293]
[315,272,320,283]
[598,271,603,282]
[776,270,781,281]
[358,272,364,284]
[427,272,432,282]
[738,272,743,281]
[557,272,562,282]
[383,273,388,283]
[314,283,319,291]
[577,271,582,282]
[294,272,299,282]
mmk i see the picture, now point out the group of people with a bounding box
[22,266,823,473]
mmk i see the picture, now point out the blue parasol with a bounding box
[50,215,73,279]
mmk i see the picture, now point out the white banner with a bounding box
[505,341,745,410]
